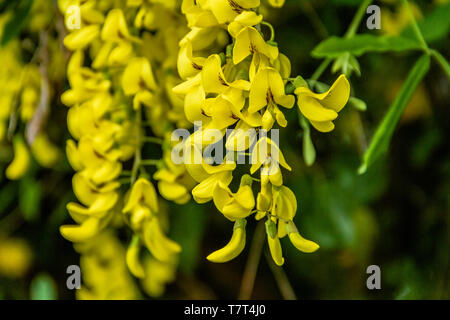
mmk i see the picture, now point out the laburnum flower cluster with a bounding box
[0,0,352,298]
[173,0,351,265]
[0,0,63,181]
[57,0,194,298]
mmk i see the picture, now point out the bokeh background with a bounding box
[0,0,448,299]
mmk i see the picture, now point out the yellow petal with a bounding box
[6,136,30,180]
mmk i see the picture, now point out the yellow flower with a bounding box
[101,9,140,43]
[228,11,263,38]
[250,137,291,186]
[63,25,100,50]
[295,74,350,132]
[285,221,319,253]
[271,185,297,221]
[31,133,61,168]
[122,57,157,96]
[207,219,247,263]
[205,0,260,24]
[192,171,233,203]
[249,67,295,128]
[265,219,284,266]
[233,26,278,65]
[201,54,250,94]
[140,255,178,297]
[6,136,30,180]
[123,178,159,215]
[142,218,182,263]
[153,168,191,205]
[213,175,255,221]
[177,41,206,80]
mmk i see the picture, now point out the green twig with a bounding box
[238,221,265,300]
[345,0,373,38]
[265,251,297,300]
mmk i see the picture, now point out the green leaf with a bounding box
[312,34,422,59]
[299,115,316,166]
[30,273,58,300]
[359,54,430,174]
[402,3,450,44]
[1,0,33,47]
[19,175,41,222]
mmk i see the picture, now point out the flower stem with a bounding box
[238,221,265,299]
[130,107,142,185]
[402,0,428,51]
[265,251,297,300]
[344,0,373,38]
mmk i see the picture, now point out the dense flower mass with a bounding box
[173,0,350,265]
[1,0,352,298]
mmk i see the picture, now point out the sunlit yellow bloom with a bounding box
[177,41,206,79]
[60,217,102,242]
[122,57,157,96]
[184,143,236,182]
[202,54,250,93]
[101,9,140,43]
[126,235,145,278]
[286,221,319,253]
[205,0,260,24]
[213,175,255,221]
[266,219,284,266]
[207,219,246,262]
[123,178,159,215]
[72,173,119,207]
[181,0,219,28]
[31,133,61,168]
[295,74,350,132]
[143,218,182,262]
[192,171,233,203]
[271,185,297,221]
[228,11,263,37]
[233,26,278,65]
[64,25,100,50]
[6,136,30,180]
[140,255,178,297]
[249,67,295,128]
[250,137,291,186]
[153,169,191,205]
[225,120,258,151]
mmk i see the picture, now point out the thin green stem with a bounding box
[265,251,297,300]
[140,159,161,166]
[402,0,428,51]
[311,58,332,82]
[130,107,142,185]
[260,21,275,42]
[345,0,373,38]
[300,1,329,39]
[142,136,164,144]
[431,49,450,79]
[238,221,266,300]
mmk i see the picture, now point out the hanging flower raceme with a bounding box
[172,0,346,266]
[58,1,193,299]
